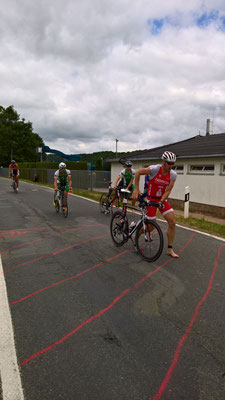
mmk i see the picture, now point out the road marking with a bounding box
[0,255,24,400]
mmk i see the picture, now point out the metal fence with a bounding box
[0,168,111,191]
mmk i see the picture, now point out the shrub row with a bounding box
[18,161,88,170]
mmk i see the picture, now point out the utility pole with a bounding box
[115,139,119,157]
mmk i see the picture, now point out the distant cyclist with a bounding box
[132,151,179,258]
[54,162,72,209]
[114,160,136,206]
[8,160,19,191]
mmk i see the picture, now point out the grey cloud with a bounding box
[1,0,225,154]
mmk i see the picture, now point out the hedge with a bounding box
[18,161,88,170]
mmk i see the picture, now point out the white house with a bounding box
[109,132,225,217]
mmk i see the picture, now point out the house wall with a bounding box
[111,156,225,211]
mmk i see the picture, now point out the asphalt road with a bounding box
[0,178,225,400]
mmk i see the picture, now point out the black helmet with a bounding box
[124,160,132,167]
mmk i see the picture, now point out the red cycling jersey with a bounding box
[147,165,176,199]
[146,165,177,219]
[9,163,19,172]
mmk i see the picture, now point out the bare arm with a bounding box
[160,180,175,203]
[132,167,150,199]
[68,175,72,188]
[113,175,121,189]
[126,177,134,190]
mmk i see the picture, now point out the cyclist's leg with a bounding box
[63,184,69,209]
[15,174,19,188]
[130,185,136,208]
[162,203,179,258]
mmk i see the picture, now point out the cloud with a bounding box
[1,0,225,154]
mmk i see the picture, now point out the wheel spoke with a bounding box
[136,220,163,262]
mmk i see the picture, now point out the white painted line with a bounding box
[0,255,24,400]
[6,178,225,243]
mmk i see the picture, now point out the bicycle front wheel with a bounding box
[13,181,17,193]
[55,200,60,213]
[135,219,164,262]
[110,211,129,247]
[62,196,68,218]
[99,193,111,214]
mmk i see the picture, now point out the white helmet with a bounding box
[59,162,66,169]
[162,151,176,163]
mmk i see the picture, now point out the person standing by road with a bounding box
[132,151,179,258]
[114,160,136,206]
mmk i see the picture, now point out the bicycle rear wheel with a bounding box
[110,211,129,247]
[99,193,111,214]
[135,219,164,262]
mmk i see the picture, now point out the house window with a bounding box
[188,165,215,174]
[220,164,225,175]
[173,165,184,173]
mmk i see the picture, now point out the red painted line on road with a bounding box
[1,224,104,255]
[134,233,196,288]
[0,224,93,235]
[11,250,129,304]
[0,238,45,255]
[20,232,195,366]
[10,226,167,304]
[152,242,225,400]
[20,288,130,366]
[4,234,108,273]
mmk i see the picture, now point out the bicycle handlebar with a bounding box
[138,195,164,209]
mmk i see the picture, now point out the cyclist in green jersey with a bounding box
[114,160,136,206]
[54,162,72,207]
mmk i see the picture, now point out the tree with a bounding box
[0,105,44,166]
[95,157,103,170]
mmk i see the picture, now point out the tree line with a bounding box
[0,105,43,166]
[0,104,147,170]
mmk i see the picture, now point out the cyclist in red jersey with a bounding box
[8,160,19,191]
[132,151,179,258]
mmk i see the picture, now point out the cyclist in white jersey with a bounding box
[132,151,179,258]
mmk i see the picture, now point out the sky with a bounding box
[1,0,225,155]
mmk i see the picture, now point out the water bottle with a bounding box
[129,221,136,231]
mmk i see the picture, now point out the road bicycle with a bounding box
[110,189,164,262]
[10,176,18,193]
[99,181,121,214]
[54,186,68,218]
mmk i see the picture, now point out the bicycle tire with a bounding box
[55,200,60,213]
[13,181,17,193]
[110,211,129,247]
[135,219,164,262]
[62,196,68,218]
[99,193,111,214]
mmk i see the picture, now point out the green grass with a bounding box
[1,176,225,239]
[173,214,225,238]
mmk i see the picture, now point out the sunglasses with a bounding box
[166,161,175,166]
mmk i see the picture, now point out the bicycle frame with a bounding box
[119,189,161,240]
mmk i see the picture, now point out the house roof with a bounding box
[110,133,225,162]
